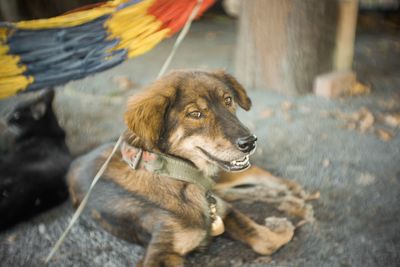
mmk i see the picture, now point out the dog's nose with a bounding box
[236,135,257,153]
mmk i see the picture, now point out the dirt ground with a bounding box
[1,11,400,267]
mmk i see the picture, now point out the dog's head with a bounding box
[6,90,62,139]
[124,70,256,176]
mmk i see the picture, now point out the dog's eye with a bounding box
[188,111,202,119]
[13,112,21,120]
[225,96,232,106]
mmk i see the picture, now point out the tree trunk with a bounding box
[235,0,339,95]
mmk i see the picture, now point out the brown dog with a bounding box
[67,70,300,267]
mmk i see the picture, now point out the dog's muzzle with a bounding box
[236,135,257,154]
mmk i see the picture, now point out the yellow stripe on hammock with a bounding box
[106,0,170,57]
[0,53,27,77]
[13,0,130,29]
[0,28,8,42]
[0,75,33,98]
[128,29,169,58]
[0,45,9,55]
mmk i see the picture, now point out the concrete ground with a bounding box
[1,12,399,267]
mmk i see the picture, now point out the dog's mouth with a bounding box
[197,147,251,172]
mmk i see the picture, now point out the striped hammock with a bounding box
[0,0,215,99]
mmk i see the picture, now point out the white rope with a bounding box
[45,0,203,263]
[45,135,123,263]
[157,0,203,78]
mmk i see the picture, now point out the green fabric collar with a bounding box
[121,141,215,191]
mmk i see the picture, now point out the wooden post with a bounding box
[334,0,359,71]
[235,0,339,95]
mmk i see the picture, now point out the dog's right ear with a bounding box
[124,86,176,150]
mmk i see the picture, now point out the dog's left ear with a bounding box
[213,70,252,111]
[124,86,175,149]
[31,89,55,120]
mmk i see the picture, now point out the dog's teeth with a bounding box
[230,155,250,167]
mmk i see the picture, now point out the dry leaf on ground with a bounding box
[281,101,294,111]
[359,108,375,132]
[259,108,274,118]
[383,113,400,127]
[112,76,136,90]
[346,122,357,130]
[376,128,394,141]
[332,107,375,133]
[349,82,371,96]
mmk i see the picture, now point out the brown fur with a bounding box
[67,70,296,267]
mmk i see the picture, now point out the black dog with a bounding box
[0,90,71,230]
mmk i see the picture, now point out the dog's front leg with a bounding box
[221,203,294,255]
[137,227,185,267]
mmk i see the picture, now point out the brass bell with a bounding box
[210,205,217,214]
[211,215,225,236]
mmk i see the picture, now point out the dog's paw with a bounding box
[250,217,294,255]
[264,216,295,233]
